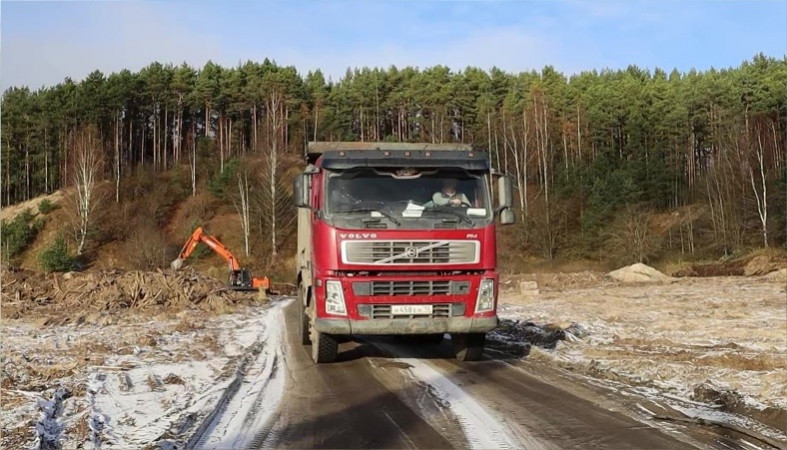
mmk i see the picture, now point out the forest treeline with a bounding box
[2,54,785,264]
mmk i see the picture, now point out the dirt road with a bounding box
[190,301,776,449]
[5,267,783,449]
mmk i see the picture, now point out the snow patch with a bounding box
[32,387,70,450]
[400,358,536,449]
[193,301,288,449]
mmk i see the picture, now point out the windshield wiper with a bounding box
[423,207,472,225]
[341,206,401,227]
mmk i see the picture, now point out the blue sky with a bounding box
[2,0,785,90]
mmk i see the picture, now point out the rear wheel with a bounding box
[451,333,485,361]
[309,302,338,363]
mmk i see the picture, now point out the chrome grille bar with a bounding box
[342,240,479,265]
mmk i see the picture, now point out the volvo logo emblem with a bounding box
[404,247,418,258]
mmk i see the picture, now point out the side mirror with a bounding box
[497,175,513,209]
[294,173,310,208]
[496,175,514,225]
[499,208,515,225]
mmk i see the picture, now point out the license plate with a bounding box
[391,304,433,315]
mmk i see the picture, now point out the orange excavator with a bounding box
[171,227,270,292]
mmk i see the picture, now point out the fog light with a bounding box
[475,279,495,313]
[325,281,347,315]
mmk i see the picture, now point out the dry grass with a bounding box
[499,275,787,410]
[0,191,65,223]
[146,374,164,391]
[163,373,185,385]
[195,334,223,354]
[173,317,206,333]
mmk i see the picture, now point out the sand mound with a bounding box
[744,255,787,276]
[764,268,787,283]
[2,266,252,325]
[608,263,672,283]
[677,252,787,278]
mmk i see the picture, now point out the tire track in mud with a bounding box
[221,301,704,449]
[399,357,542,449]
[371,338,699,449]
[188,302,288,449]
[369,339,546,449]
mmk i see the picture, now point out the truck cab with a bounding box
[294,142,514,363]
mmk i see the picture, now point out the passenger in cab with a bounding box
[432,179,470,207]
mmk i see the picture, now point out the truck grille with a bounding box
[373,280,450,296]
[352,280,470,296]
[342,240,479,265]
[370,303,452,319]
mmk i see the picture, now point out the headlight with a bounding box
[475,278,495,313]
[325,281,347,315]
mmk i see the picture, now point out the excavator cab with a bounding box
[229,268,256,291]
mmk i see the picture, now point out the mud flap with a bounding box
[299,286,311,345]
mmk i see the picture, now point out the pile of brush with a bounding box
[2,266,253,325]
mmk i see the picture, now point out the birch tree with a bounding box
[234,169,252,257]
[189,124,197,197]
[262,87,285,258]
[70,125,104,255]
[749,120,772,247]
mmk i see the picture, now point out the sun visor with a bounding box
[320,150,490,170]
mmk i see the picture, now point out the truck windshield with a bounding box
[324,168,491,226]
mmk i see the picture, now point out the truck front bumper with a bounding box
[314,315,498,335]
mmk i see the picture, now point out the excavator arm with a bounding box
[172,227,241,271]
[171,227,269,292]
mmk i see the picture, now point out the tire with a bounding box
[309,302,338,363]
[299,287,311,345]
[311,330,338,363]
[451,333,485,361]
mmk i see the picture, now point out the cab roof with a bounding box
[307,142,488,170]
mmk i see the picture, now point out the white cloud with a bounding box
[1,2,225,89]
[4,0,779,91]
[2,2,568,89]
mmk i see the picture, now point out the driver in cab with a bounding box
[432,179,470,207]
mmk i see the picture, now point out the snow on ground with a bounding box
[1,303,277,449]
[496,275,787,415]
[192,301,288,449]
[399,357,545,450]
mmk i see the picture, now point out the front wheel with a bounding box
[451,333,485,361]
[311,330,338,363]
[309,302,338,363]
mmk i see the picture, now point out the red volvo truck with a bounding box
[294,142,514,363]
